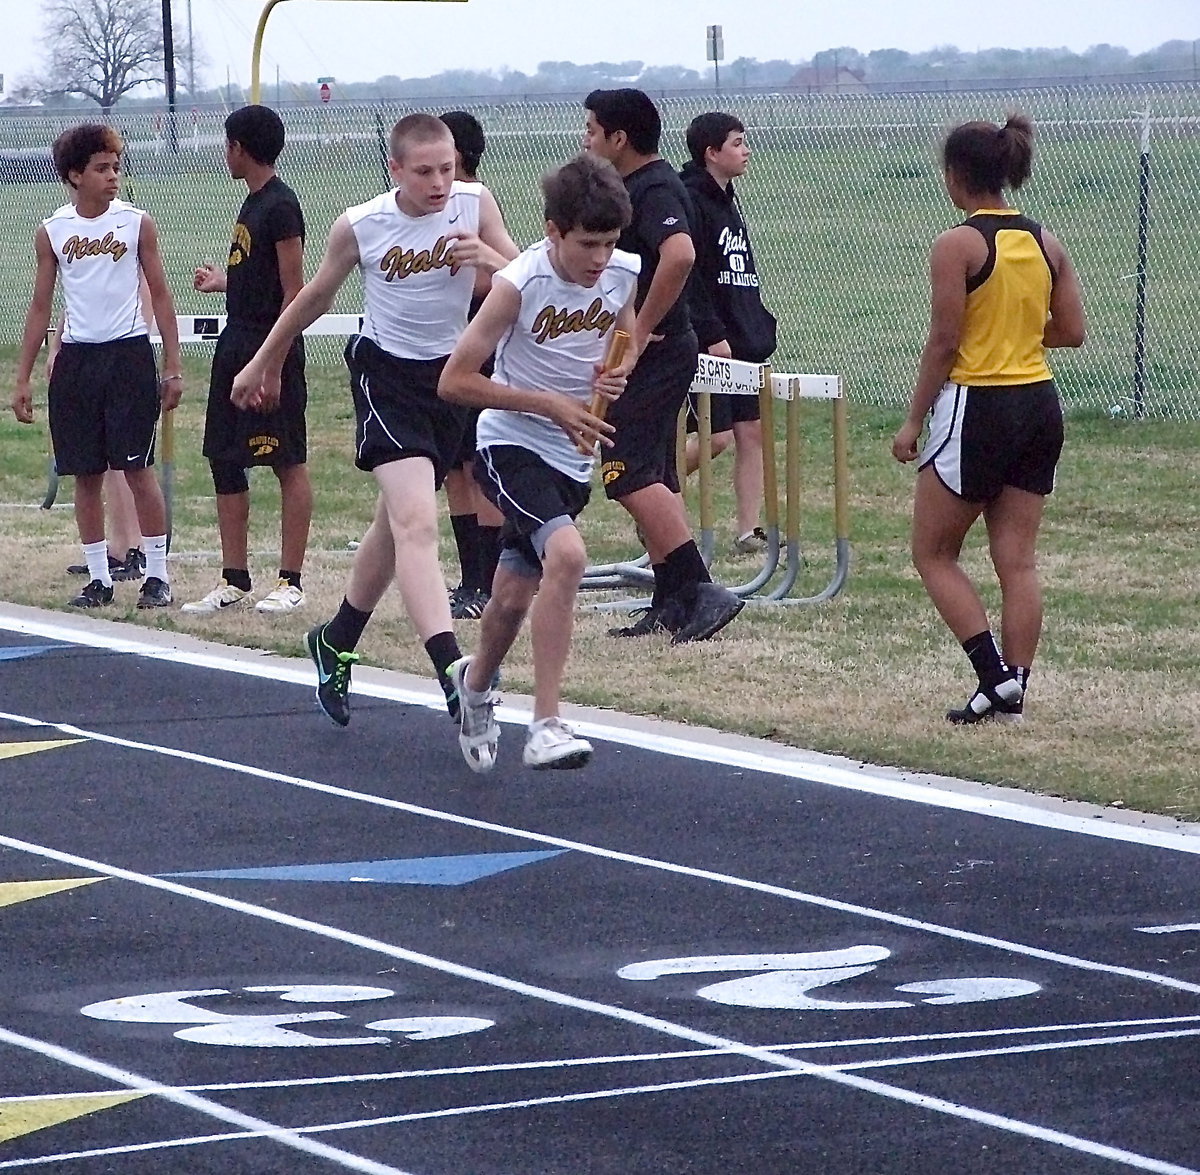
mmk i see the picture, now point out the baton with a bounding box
[577,328,631,456]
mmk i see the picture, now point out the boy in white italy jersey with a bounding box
[10,122,182,610]
[439,154,638,772]
[231,113,517,726]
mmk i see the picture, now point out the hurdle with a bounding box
[580,354,851,608]
[148,316,849,607]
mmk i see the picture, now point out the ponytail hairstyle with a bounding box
[942,113,1035,194]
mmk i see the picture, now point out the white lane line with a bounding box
[4,612,1199,855]
[11,1014,1200,1101]
[2,709,1198,997]
[0,1026,412,1175]
[8,1027,1200,1173]
[0,836,1196,1175]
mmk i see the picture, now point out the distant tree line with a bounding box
[10,12,1199,113]
[216,41,1200,105]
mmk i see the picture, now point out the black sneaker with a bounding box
[671,582,744,645]
[136,577,173,608]
[68,554,123,577]
[111,548,145,582]
[306,623,359,727]
[947,679,1024,725]
[450,586,489,620]
[607,598,685,638]
[69,579,114,608]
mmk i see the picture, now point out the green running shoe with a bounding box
[306,623,359,727]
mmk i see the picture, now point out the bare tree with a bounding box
[35,0,201,112]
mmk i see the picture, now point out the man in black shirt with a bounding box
[583,88,742,644]
[183,104,312,616]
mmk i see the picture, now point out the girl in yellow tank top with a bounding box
[891,114,1086,725]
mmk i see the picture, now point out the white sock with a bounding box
[143,535,169,583]
[83,540,113,588]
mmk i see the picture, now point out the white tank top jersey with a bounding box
[346,180,482,360]
[476,237,640,482]
[42,199,147,344]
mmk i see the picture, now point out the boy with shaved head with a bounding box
[233,113,518,726]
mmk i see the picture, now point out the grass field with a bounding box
[2,342,1198,822]
[2,85,1199,413]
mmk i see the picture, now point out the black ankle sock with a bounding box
[1012,665,1031,693]
[649,562,668,609]
[962,630,1011,690]
[326,597,372,652]
[661,541,711,607]
[425,631,462,717]
[477,525,502,595]
[451,514,481,591]
[279,569,302,589]
[223,567,251,592]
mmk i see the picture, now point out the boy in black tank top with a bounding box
[183,104,311,618]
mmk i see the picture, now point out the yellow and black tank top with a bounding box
[948,209,1054,386]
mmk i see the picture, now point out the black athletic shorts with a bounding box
[451,352,496,468]
[203,323,307,467]
[686,387,761,435]
[475,444,591,572]
[920,379,1064,500]
[453,409,481,469]
[48,336,159,476]
[345,335,467,487]
[601,329,698,500]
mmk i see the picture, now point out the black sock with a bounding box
[649,562,668,609]
[326,597,372,652]
[425,630,462,718]
[451,514,481,590]
[962,631,1011,690]
[1012,665,1031,693]
[223,567,251,592]
[477,525,502,595]
[662,541,712,607]
[279,569,302,589]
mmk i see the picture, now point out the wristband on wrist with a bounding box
[159,374,183,386]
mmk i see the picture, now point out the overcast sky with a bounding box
[3,0,1198,95]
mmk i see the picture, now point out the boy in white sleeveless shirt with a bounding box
[11,123,182,609]
[439,154,638,772]
[231,114,518,726]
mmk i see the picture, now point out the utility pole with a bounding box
[186,0,195,96]
[161,0,179,150]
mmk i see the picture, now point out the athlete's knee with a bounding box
[536,522,586,585]
[709,431,733,458]
[387,509,438,550]
[991,545,1038,587]
[210,459,249,495]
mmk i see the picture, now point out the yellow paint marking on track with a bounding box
[0,878,104,910]
[0,740,84,761]
[0,1091,144,1143]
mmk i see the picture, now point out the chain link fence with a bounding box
[2,82,1198,415]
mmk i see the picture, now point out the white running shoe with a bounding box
[180,580,252,615]
[255,581,305,614]
[523,717,592,770]
[449,656,500,774]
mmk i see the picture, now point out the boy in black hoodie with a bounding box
[681,112,778,554]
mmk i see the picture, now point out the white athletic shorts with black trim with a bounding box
[920,379,1064,501]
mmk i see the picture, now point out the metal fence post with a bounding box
[1133,107,1152,418]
